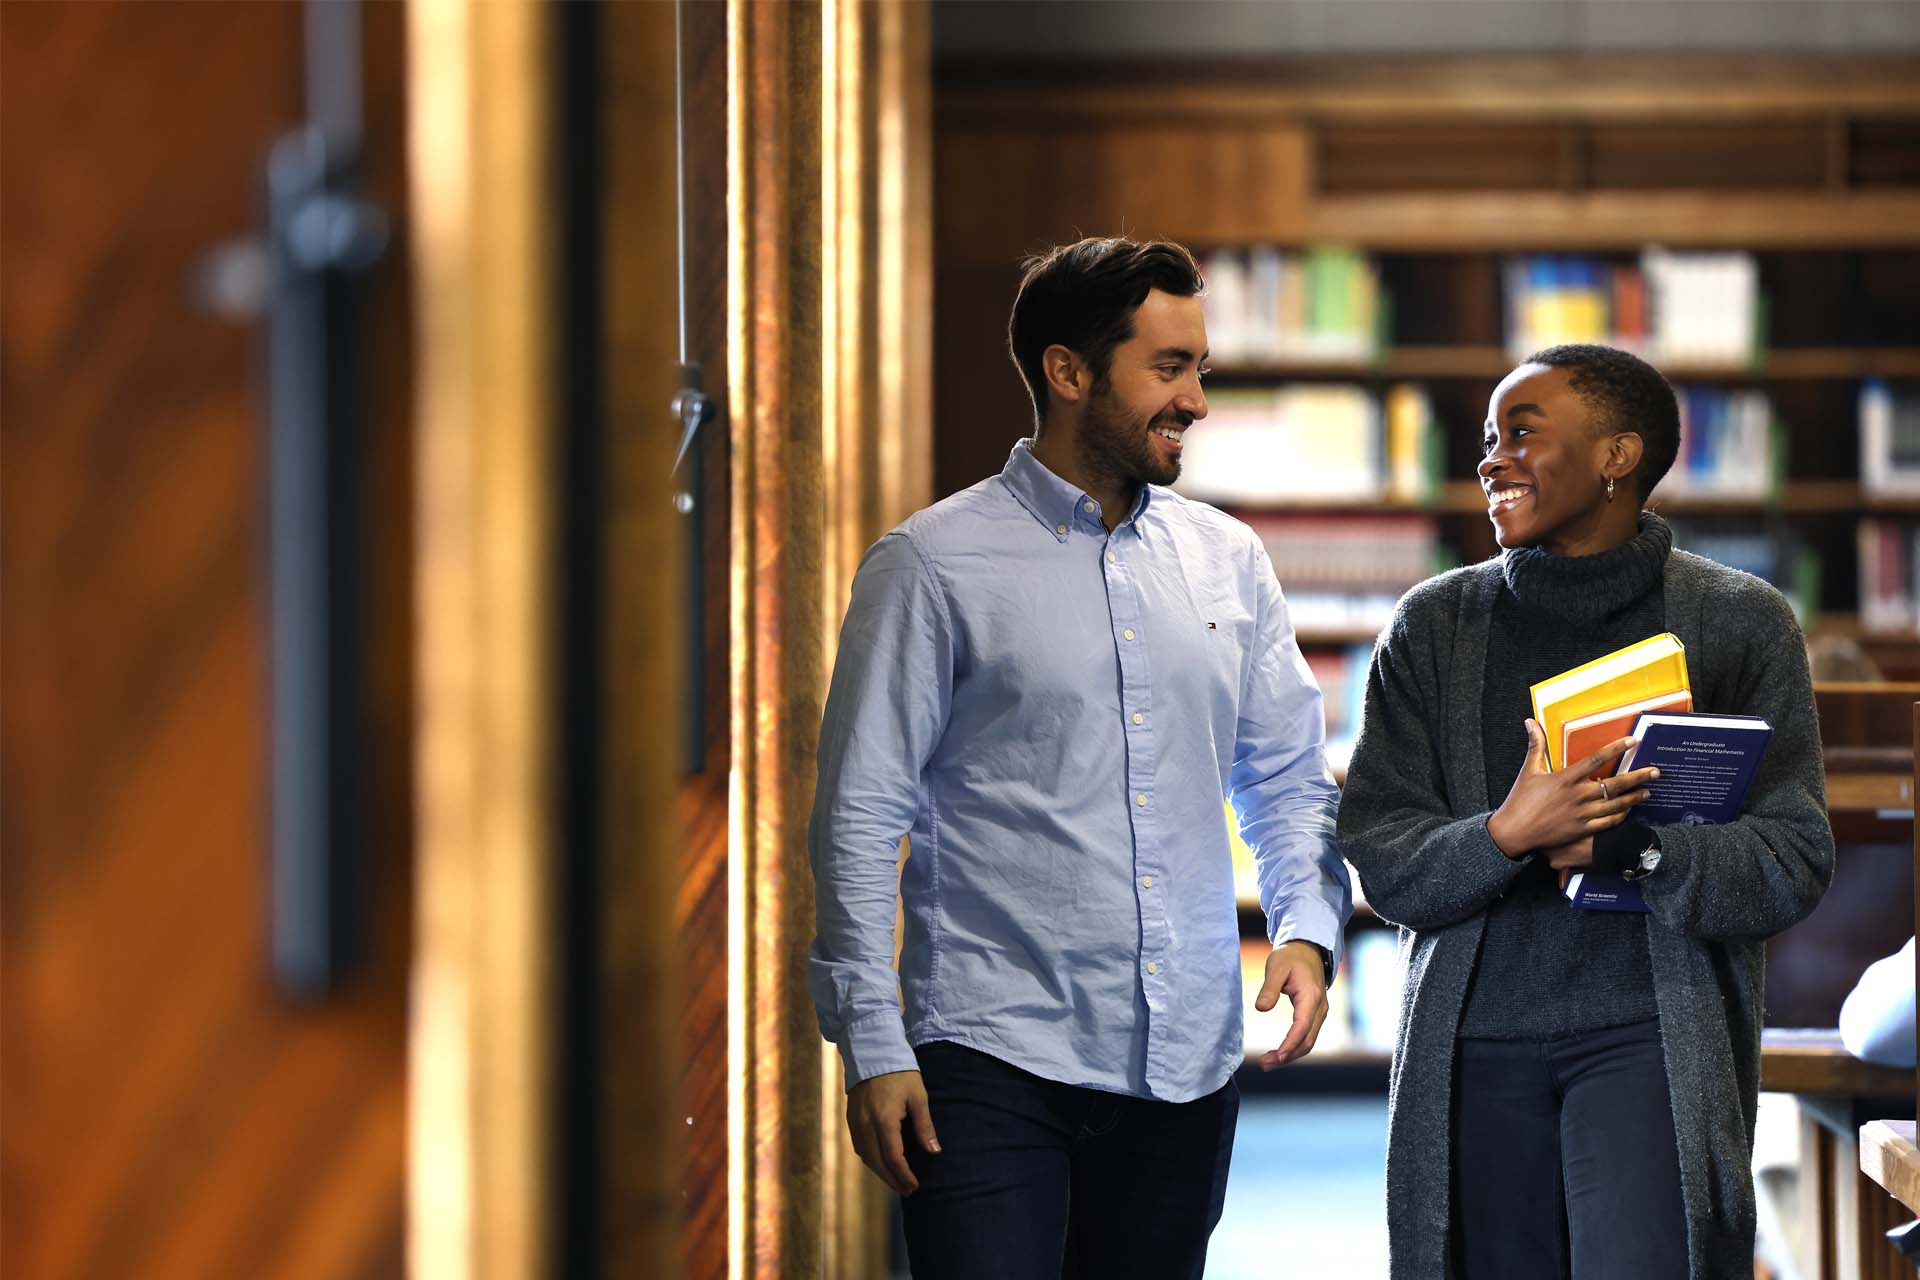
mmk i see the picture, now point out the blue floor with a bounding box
[1206,1093,1390,1279]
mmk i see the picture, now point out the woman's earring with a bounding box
[1605,476,1616,502]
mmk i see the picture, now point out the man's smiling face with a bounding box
[1077,289,1210,489]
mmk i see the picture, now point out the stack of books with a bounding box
[1529,633,1771,911]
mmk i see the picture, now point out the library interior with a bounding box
[6,2,1920,1278]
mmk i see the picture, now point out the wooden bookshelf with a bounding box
[1226,482,1920,518]
[1211,346,1920,383]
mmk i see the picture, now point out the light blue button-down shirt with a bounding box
[808,440,1350,1103]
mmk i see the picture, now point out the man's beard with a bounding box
[1079,384,1183,490]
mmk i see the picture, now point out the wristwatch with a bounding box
[1312,943,1333,985]
[1620,834,1663,880]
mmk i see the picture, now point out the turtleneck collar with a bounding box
[1500,510,1673,622]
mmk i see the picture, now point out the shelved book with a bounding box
[1860,380,1920,499]
[1244,515,1440,636]
[1174,383,1440,505]
[1563,712,1773,912]
[1200,246,1383,363]
[1663,387,1780,500]
[1665,520,1818,624]
[1856,517,1920,633]
[1501,250,1758,367]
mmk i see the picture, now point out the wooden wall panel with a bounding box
[676,0,733,1275]
[0,4,411,1278]
[599,1,686,1274]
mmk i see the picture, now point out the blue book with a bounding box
[1563,712,1773,912]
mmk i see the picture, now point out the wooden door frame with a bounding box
[730,1,932,1275]
[406,3,694,1277]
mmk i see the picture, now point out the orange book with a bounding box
[1560,689,1694,781]
[1529,632,1691,772]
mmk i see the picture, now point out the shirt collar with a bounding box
[1000,438,1154,542]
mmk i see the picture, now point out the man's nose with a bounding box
[1177,381,1207,421]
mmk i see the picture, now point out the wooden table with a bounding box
[1762,1029,1915,1280]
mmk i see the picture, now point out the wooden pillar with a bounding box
[731,1,828,1274]
[406,1,562,1277]
[819,4,934,1275]
[730,1,932,1274]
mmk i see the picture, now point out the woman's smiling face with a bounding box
[1479,363,1631,554]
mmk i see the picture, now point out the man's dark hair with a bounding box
[1008,237,1205,424]
[1525,343,1682,501]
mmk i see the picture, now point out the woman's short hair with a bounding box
[1008,237,1205,424]
[1525,343,1682,501]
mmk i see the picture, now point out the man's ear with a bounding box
[1042,344,1086,405]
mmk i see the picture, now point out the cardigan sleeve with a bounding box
[1639,580,1835,941]
[1337,599,1528,932]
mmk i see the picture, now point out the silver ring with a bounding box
[1598,780,1611,802]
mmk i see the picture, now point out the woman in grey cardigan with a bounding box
[1337,344,1833,1280]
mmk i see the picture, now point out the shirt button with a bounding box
[1136,793,1147,807]
[1083,499,1097,513]
[1146,961,1158,975]
[1141,875,1153,888]
[1107,552,1117,563]
[1055,523,1068,536]
[1131,712,1144,725]
[1122,628,1135,641]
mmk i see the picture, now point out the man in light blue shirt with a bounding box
[808,236,1350,1279]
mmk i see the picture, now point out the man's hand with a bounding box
[846,1069,941,1195]
[1486,720,1658,859]
[1253,940,1329,1070]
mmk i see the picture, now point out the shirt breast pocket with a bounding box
[1159,594,1254,731]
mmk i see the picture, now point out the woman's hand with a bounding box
[1486,719,1659,859]
[1538,837,1594,871]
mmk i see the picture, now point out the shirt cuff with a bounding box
[1593,819,1654,877]
[1269,897,1346,984]
[834,1011,920,1089]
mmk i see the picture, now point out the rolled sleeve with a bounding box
[1231,543,1353,977]
[807,531,954,1087]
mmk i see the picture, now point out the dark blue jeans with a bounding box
[1451,1019,1689,1279]
[900,1040,1239,1280]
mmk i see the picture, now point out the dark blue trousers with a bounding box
[1451,1019,1689,1279]
[900,1040,1239,1280]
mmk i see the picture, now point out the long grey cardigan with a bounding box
[1336,549,1835,1280]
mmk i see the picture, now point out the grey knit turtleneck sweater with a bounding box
[1457,511,1672,1039]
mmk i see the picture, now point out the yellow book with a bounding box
[1528,632,1691,772]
